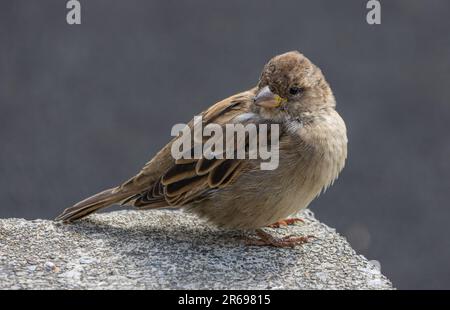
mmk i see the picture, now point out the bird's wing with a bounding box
[118,88,261,208]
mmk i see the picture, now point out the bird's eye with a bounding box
[289,86,303,95]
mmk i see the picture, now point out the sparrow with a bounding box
[56,51,347,247]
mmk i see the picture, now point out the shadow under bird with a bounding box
[56,51,347,247]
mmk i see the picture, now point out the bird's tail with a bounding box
[55,187,131,223]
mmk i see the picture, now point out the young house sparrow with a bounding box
[56,51,347,247]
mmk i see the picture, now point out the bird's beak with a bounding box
[254,86,285,108]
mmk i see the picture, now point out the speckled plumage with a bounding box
[56,51,347,232]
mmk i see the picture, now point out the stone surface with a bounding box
[0,209,393,289]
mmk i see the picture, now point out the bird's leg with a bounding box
[245,229,314,248]
[267,217,304,228]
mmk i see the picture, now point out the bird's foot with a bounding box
[267,217,304,228]
[245,229,314,248]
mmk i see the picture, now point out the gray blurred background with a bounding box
[1,0,449,289]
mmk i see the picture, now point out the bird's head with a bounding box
[254,51,335,121]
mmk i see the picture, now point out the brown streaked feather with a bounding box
[203,98,242,122]
[59,89,259,217]
[208,160,243,187]
[166,193,187,206]
[121,89,258,209]
[195,158,226,176]
[175,158,197,165]
[165,175,207,198]
[133,192,166,207]
[152,177,162,197]
[134,201,168,210]
[217,163,245,188]
[161,162,198,185]
[55,187,132,222]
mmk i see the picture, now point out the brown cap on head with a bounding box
[258,51,319,97]
[254,51,335,117]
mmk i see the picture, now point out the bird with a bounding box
[56,51,347,247]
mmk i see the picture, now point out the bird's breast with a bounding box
[292,109,348,194]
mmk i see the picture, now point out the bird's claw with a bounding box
[267,218,304,228]
[245,229,315,248]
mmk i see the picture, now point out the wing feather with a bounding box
[124,88,259,208]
